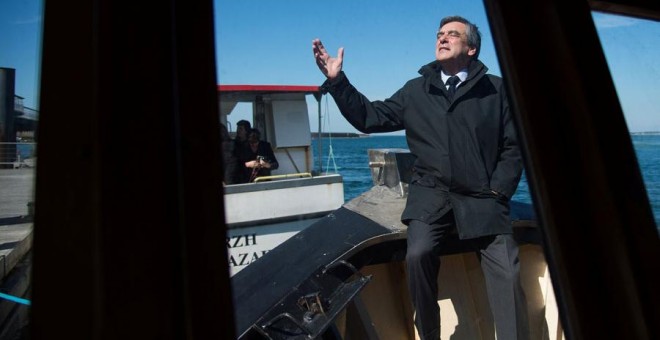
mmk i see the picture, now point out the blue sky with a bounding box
[1,0,659,134]
[0,0,42,110]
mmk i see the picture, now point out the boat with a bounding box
[218,85,344,275]
[231,148,559,339]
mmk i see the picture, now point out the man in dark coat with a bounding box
[236,128,279,183]
[313,16,529,340]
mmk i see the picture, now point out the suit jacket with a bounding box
[321,60,522,239]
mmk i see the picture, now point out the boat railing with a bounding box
[252,172,312,183]
[223,173,343,196]
[0,142,37,169]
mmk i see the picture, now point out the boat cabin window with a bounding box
[224,102,253,137]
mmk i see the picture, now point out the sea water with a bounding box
[313,134,660,229]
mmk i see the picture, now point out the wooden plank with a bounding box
[359,262,414,339]
[356,245,563,340]
[436,253,490,339]
[519,245,565,340]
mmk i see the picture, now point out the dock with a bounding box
[0,167,34,338]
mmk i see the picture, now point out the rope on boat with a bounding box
[0,292,31,306]
[323,96,339,175]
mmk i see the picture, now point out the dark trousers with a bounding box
[406,214,530,340]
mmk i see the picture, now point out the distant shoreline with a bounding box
[311,132,370,138]
[631,131,660,135]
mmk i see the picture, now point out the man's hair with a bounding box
[440,16,482,60]
[237,120,251,129]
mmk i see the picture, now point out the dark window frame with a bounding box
[485,1,659,338]
[31,0,658,339]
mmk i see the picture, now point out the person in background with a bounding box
[219,123,237,185]
[232,120,252,183]
[312,15,529,340]
[234,119,251,149]
[236,128,278,183]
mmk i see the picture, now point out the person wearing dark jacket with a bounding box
[313,15,529,340]
[236,128,279,183]
[219,123,238,185]
[232,120,252,182]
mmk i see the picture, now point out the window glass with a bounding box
[215,2,560,339]
[592,12,660,229]
[0,0,42,336]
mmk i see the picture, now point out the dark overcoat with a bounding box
[235,141,279,183]
[321,60,523,239]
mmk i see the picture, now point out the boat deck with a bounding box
[231,182,549,339]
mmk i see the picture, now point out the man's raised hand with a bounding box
[312,39,344,79]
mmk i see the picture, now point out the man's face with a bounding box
[435,21,476,65]
[237,125,247,138]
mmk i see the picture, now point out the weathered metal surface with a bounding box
[231,207,396,339]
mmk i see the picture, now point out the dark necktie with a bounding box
[446,75,460,99]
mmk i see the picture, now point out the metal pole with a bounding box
[317,94,323,174]
[0,68,17,168]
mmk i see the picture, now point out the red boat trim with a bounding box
[218,85,320,93]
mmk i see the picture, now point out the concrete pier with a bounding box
[0,167,33,277]
[0,167,33,337]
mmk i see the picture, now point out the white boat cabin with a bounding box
[218,85,345,275]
